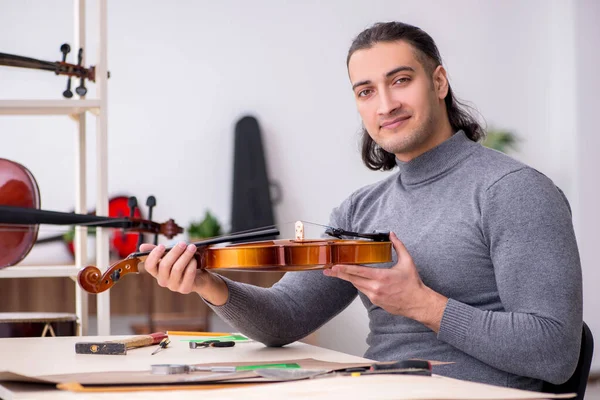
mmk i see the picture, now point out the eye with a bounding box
[357,89,372,98]
[394,77,410,85]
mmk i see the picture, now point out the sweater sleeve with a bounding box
[437,167,583,385]
[202,196,359,347]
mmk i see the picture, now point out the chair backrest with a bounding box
[542,321,594,400]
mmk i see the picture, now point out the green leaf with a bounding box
[188,210,222,239]
[482,129,519,153]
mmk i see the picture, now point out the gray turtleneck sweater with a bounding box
[205,131,583,391]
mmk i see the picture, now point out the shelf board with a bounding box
[0,99,101,115]
[0,265,80,279]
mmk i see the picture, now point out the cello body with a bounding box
[0,158,41,268]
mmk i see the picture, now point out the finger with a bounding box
[157,241,187,286]
[390,232,412,263]
[139,243,156,253]
[144,244,165,278]
[331,264,378,279]
[168,244,197,292]
[180,252,201,294]
[325,265,374,287]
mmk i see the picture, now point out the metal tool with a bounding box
[75,332,168,355]
[151,364,237,375]
[189,340,235,349]
[151,338,170,355]
[253,368,330,381]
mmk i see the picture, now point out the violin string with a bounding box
[222,220,332,236]
[167,220,333,244]
[299,221,333,229]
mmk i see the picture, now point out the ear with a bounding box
[432,65,449,100]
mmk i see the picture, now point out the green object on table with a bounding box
[236,363,301,371]
[182,334,249,343]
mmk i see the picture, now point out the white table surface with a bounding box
[0,335,572,400]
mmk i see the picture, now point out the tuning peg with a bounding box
[60,43,71,62]
[146,195,158,245]
[146,195,157,210]
[63,77,73,98]
[75,48,87,97]
[128,196,138,218]
[76,83,87,97]
[127,196,142,246]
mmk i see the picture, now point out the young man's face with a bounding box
[348,40,449,162]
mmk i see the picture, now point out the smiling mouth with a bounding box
[380,115,411,129]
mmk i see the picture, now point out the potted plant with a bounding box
[188,210,223,240]
[482,128,519,154]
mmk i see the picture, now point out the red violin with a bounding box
[0,158,183,269]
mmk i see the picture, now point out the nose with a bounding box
[377,87,401,115]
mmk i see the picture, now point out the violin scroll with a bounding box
[160,219,183,239]
[77,258,142,294]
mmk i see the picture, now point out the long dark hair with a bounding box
[347,21,485,171]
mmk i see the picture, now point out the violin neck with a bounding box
[0,205,127,228]
[0,52,56,73]
[127,227,281,258]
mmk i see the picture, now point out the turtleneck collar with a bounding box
[395,130,477,186]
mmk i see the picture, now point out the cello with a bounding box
[0,158,183,269]
[77,221,393,294]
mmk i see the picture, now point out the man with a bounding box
[140,21,583,391]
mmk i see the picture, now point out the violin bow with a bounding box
[0,43,110,98]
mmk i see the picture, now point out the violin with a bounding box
[77,222,393,294]
[0,158,183,269]
[0,43,109,98]
[35,195,149,259]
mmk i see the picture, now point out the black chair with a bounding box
[542,321,594,400]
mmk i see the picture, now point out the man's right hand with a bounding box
[140,242,229,306]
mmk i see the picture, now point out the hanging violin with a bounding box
[0,43,109,98]
[77,221,393,294]
[35,195,151,259]
[0,158,182,269]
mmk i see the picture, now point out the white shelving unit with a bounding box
[0,100,101,116]
[0,0,111,337]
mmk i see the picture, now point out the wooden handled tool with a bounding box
[75,332,167,355]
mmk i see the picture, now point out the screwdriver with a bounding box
[151,337,170,355]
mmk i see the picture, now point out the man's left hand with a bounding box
[323,231,449,332]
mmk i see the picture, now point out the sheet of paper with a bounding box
[0,358,373,386]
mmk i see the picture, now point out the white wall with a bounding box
[574,0,600,373]
[0,0,596,371]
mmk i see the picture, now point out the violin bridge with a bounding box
[295,221,304,241]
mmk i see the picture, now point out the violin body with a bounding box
[0,158,41,268]
[199,239,392,271]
